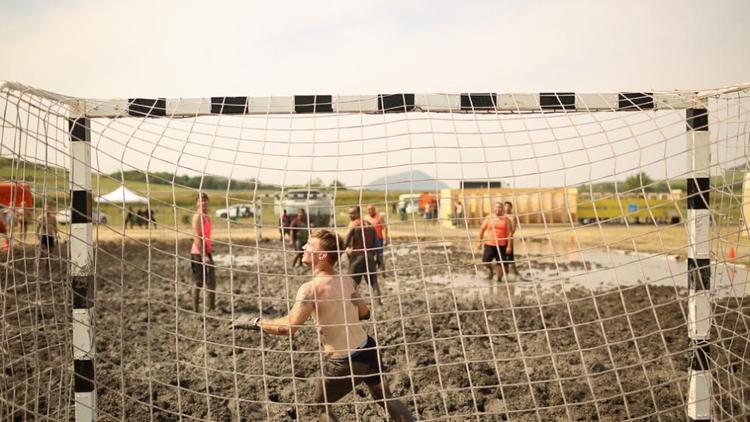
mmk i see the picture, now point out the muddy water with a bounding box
[381,239,748,299]
[2,239,748,421]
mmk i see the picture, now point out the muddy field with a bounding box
[2,239,748,421]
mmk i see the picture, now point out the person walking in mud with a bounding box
[190,192,216,312]
[364,204,387,278]
[345,206,383,305]
[0,207,8,251]
[477,201,513,282]
[453,200,464,226]
[289,208,310,268]
[280,209,291,242]
[125,206,136,230]
[232,229,414,422]
[36,203,58,257]
[17,207,30,241]
[503,201,523,280]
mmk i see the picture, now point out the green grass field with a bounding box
[2,157,743,231]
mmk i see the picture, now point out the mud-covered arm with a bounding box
[344,226,354,249]
[351,289,370,320]
[258,283,315,336]
[506,216,514,252]
[344,225,356,253]
[477,219,488,246]
[191,214,204,254]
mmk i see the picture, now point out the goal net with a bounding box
[1,82,749,421]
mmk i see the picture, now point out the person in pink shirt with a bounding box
[191,192,216,312]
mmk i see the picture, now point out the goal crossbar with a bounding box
[5,80,750,118]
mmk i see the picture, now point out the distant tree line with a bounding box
[578,172,688,194]
[114,170,275,190]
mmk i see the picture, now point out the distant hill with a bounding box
[365,170,449,191]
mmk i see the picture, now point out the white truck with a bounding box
[215,203,257,219]
[397,193,421,215]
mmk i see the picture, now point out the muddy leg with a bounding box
[192,286,200,312]
[366,378,414,422]
[206,285,216,312]
[312,375,355,422]
[376,248,386,278]
[372,280,383,306]
[484,262,494,279]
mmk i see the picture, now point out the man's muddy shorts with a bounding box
[40,235,55,250]
[313,336,385,404]
[349,253,378,285]
[190,253,215,287]
[482,244,509,267]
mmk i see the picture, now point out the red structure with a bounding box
[0,182,33,208]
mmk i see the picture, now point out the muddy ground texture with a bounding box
[2,239,749,421]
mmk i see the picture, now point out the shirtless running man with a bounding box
[233,229,413,421]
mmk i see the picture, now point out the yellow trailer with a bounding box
[577,192,682,225]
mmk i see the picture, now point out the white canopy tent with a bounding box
[96,185,148,204]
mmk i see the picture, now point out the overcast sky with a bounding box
[2,0,749,96]
[1,1,749,189]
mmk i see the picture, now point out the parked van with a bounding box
[274,189,334,227]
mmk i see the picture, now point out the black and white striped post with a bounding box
[686,106,711,421]
[69,113,95,421]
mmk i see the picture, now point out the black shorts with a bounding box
[313,336,385,405]
[349,254,377,285]
[482,245,509,266]
[40,235,55,249]
[190,253,216,288]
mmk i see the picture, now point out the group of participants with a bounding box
[0,205,59,256]
[123,206,156,229]
[189,193,412,421]
[187,194,519,421]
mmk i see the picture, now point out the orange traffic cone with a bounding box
[729,246,736,260]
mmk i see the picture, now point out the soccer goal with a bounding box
[1,82,749,421]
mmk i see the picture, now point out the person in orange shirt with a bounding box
[365,205,387,277]
[477,201,513,282]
